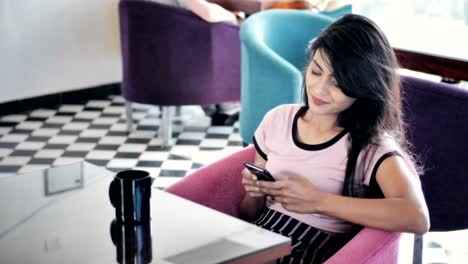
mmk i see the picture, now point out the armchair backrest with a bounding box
[241,10,334,71]
[401,75,468,231]
[239,10,333,144]
[119,0,240,106]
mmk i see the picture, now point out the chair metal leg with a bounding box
[159,106,173,147]
[175,106,182,117]
[413,234,423,264]
[125,101,133,132]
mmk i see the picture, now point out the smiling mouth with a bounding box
[311,96,329,106]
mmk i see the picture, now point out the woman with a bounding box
[240,14,430,263]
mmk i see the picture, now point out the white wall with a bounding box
[0,0,122,104]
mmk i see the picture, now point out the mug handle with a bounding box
[109,179,119,208]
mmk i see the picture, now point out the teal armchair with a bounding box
[239,10,334,144]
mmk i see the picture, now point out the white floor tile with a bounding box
[86,100,111,108]
[0,127,12,135]
[34,149,65,158]
[148,138,176,146]
[134,167,161,178]
[66,143,97,151]
[140,151,169,161]
[107,158,138,168]
[1,114,28,122]
[228,133,242,141]
[207,126,234,134]
[80,129,108,138]
[75,111,101,119]
[98,136,127,145]
[62,122,90,131]
[200,139,228,148]
[0,134,29,143]
[0,148,13,158]
[0,156,31,165]
[92,117,120,125]
[53,158,84,166]
[48,135,78,144]
[138,118,160,126]
[118,144,147,153]
[128,131,157,139]
[132,112,146,120]
[103,106,124,114]
[15,121,43,130]
[58,105,84,112]
[15,142,47,150]
[85,150,116,160]
[178,132,206,140]
[109,123,128,132]
[153,176,182,189]
[170,146,199,157]
[160,160,192,170]
[191,150,231,164]
[46,116,73,124]
[29,109,56,118]
[31,128,60,137]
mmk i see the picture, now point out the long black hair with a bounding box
[304,14,409,198]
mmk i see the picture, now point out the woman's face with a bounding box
[305,49,356,117]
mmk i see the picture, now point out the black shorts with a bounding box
[252,207,353,264]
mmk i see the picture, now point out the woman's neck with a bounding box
[302,109,341,133]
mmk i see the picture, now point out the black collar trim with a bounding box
[292,106,348,151]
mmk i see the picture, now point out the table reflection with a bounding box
[110,219,153,264]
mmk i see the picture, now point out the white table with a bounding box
[0,162,291,263]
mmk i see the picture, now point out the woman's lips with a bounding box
[312,96,329,106]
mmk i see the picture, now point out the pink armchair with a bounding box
[165,146,413,263]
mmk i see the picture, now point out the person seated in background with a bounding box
[155,0,238,24]
[240,14,430,263]
[155,0,241,125]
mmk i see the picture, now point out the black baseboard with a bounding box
[0,83,121,117]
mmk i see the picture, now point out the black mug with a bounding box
[109,170,152,223]
[110,219,152,264]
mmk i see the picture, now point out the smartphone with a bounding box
[243,162,275,182]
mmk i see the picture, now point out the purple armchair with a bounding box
[119,0,240,145]
[400,75,468,262]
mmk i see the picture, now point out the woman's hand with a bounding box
[241,168,266,198]
[258,176,325,214]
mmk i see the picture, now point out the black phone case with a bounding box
[244,162,275,182]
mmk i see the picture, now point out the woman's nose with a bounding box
[315,78,329,95]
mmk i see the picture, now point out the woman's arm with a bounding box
[259,155,430,234]
[319,155,430,234]
[239,151,268,221]
[186,0,238,24]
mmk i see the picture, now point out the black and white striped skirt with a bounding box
[252,207,353,264]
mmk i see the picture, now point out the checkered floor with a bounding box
[0,95,244,188]
[0,94,467,263]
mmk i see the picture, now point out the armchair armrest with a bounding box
[165,146,255,218]
[325,228,402,264]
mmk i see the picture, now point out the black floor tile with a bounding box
[136,161,163,167]
[159,170,186,177]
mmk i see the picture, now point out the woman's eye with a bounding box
[330,79,338,87]
[311,70,321,76]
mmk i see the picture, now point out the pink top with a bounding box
[254,104,402,233]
